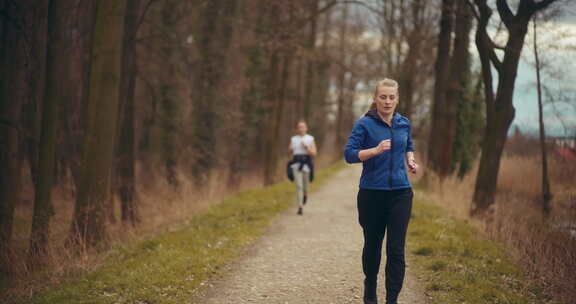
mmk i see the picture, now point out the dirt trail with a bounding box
[197,165,428,304]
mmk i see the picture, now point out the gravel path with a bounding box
[197,165,428,304]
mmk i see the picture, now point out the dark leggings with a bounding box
[357,187,413,303]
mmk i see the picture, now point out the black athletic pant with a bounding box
[357,187,413,303]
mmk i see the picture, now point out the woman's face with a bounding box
[297,122,308,135]
[374,86,398,116]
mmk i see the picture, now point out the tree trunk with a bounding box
[68,0,128,248]
[22,1,49,192]
[60,0,96,193]
[117,83,138,225]
[427,0,455,176]
[438,1,473,177]
[156,0,180,188]
[312,7,333,150]
[267,54,292,185]
[262,51,282,185]
[0,0,28,275]
[302,0,320,122]
[532,16,552,217]
[261,2,290,186]
[335,3,349,152]
[28,0,71,269]
[116,0,141,226]
[471,105,513,215]
[397,56,416,120]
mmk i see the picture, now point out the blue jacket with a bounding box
[344,109,415,190]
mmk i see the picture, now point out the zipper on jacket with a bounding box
[388,117,394,187]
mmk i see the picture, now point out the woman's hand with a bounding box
[302,140,317,156]
[407,158,418,174]
[373,139,391,155]
[358,139,390,161]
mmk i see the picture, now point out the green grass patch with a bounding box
[407,193,560,304]
[412,246,434,256]
[20,162,345,304]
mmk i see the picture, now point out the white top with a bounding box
[290,134,315,155]
[290,134,315,172]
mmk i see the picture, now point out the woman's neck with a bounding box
[377,111,393,126]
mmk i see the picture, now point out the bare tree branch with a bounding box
[517,0,559,18]
[135,0,157,33]
[488,43,503,72]
[496,0,514,28]
[297,0,365,28]
[534,0,560,11]
[472,0,504,71]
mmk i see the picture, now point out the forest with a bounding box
[1,0,575,303]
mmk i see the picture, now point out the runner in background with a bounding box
[288,120,317,215]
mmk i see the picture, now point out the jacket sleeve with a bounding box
[344,120,366,163]
[406,122,415,152]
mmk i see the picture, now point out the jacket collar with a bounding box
[365,109,399,126]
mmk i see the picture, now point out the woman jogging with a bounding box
[288,120,317,215]
[344,78,418,304]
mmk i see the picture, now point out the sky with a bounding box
[510,14,576,137]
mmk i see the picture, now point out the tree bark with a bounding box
[60,0,96,193]
[312,6,333,150]
[335,3,349,152]
[261,2,286,186]
[68,0,128,248]
[427,0,455,176]
[302,0,320,122]
[262,50,282,185]
[438,1,473,177]
[155,0,180,188]
[22,1,49,192]
[28,0,70,269]
[265,54,292,185]
[0,0,27,274]
[117,0,141,225]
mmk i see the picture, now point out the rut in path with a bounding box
[197,165,428,304]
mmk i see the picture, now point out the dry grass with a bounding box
[408,195,559,304]
[419,153,576,304]
[486,193,576,304]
